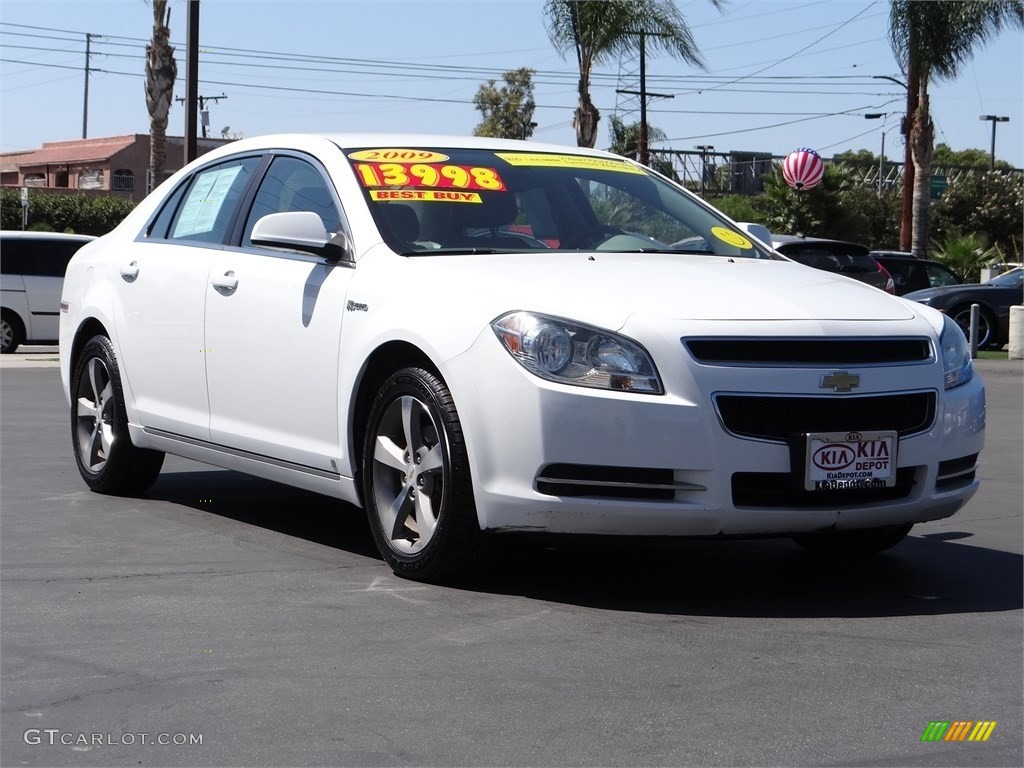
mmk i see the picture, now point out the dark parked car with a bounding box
[869,251,962,296]
[772,236,894,293]
[904,267,1023,349]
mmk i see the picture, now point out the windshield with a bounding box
[344,146,773,259]
[986,268,1023,286]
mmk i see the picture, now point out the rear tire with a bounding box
[71,335,164,495]
[1,311,24,354]
[792,523,913,556]
[362,367,482,582]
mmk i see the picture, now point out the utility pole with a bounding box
[176,93,228,139]
[979,115,1009,170]
[615,31,673,167]
[82,32,99,138]
[184,0,200,163]
[695,145,714,196]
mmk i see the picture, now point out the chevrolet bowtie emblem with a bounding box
[821,371,861,392]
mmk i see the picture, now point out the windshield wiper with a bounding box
[401,247,505,256]
[606,247,714,254]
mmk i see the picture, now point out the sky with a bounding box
[1,0,1022,169]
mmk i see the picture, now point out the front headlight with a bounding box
[491,311,663,394]
[940,314,973,390]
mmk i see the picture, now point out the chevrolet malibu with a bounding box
[59,134,985,581]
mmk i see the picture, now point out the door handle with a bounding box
[211,270,238,292]
[120,261,139,281]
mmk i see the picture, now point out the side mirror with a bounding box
[250,211,353,263]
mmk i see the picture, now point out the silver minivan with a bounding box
[1,231,95,353]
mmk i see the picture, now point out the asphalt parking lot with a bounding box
[1,349,1021,767]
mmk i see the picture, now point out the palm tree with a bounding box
[146,0,177,192]
[544,0,720,149]
[607,114,676,178]
[889,0,1023,258]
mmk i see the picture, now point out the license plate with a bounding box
[804,430,898,491]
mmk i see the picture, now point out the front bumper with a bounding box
[444,323,985,537]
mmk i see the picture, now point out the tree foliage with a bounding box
[930,233,1003,282]
[932,142,1014,169]
[472,68,537,139]
[931,171,1024,259]
[544,0,719,148]
[606,115,676,178]
[888,0,1024,257]
[742,165,901,250]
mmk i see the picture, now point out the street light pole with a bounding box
[979,115,1009,170]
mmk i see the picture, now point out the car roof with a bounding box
[193,132,634,165]
[869,250,917,259]
[771,235,871,255]
[871,252,946,265]
[772,235,866,248]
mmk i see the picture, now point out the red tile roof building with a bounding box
[0,134,231,202]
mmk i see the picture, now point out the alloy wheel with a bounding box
[75,356,117,472]
[369,394,447,555]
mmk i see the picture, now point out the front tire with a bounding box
[362,367,481,581]
[792,523,913,556]
[71,335,164,495]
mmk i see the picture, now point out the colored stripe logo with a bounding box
[921,721,997,742]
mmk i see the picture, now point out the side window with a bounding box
[169,156,260,244]
[0,239,84,277]
[242,156,341,247]
[32,240,84,277]
[926,265,960,288]
[147,181,189,239]
[0,240,28,274]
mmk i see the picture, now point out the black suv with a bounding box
[772,236,894,293]
[868,251,961,296]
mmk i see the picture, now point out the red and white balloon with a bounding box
[782,147,824,190]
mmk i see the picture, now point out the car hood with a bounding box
[904,284,994,301]
[415,252,917,328]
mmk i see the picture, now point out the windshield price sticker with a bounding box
[355,163,506,191]
[495,152,646,174]
[348,149,449,163]
[370,190,481,204]
[710,226,753,250]
[805,431,897,491]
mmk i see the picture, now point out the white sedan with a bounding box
[59,133,985,581]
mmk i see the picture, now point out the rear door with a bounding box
[113,155,263,440]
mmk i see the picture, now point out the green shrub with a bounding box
[0,190,136,235]
[931,234,1002,283]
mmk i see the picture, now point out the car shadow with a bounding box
[469,534,1023,619]
[147,468,1022,620]
[146,467,379,559]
